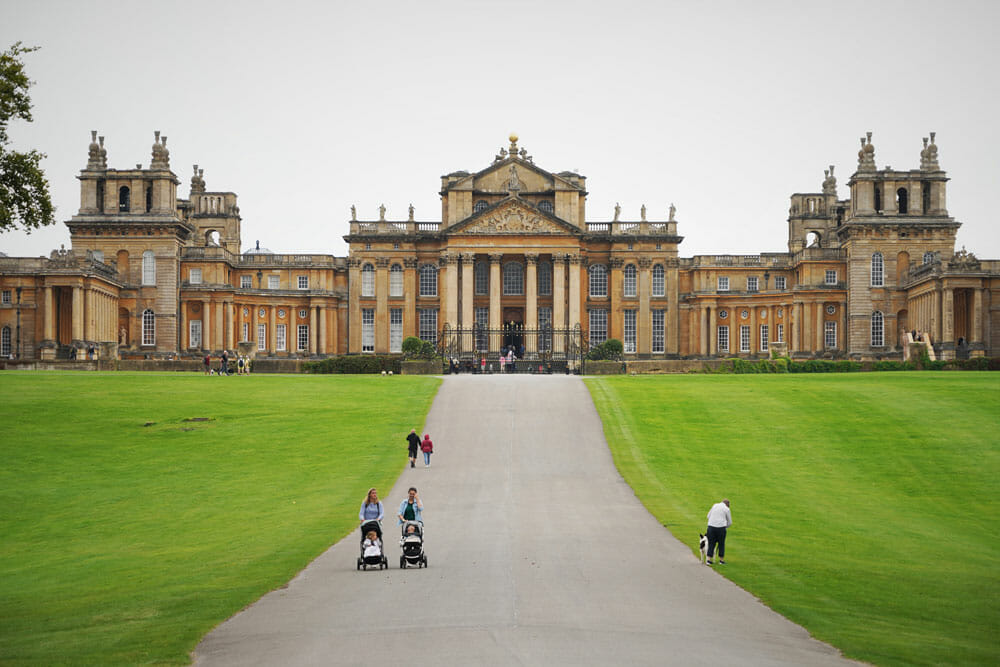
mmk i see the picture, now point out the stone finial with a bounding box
[350,204,357,221]
[640,204,647,221]
[613,202,621,222]
[98,136,107,168]
[669,203,676,221]
[921,131,939,170]
[87,130,103,169]
[509,133,518,156]
[857,131,876,172]
[822,164,837,196]
[151,130,170,169]
[190,164,206,193]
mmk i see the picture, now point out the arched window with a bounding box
[537,261,552,296]
[923,252,935,265]
[1,326,10,358]
[361,263,375,297]
[142,309,156,346]
[419,264,438,297]
[142,250,156,285]
[503,262,524,295]
[389,263,403,297]
[623,264,637,297]
[589,264,608,298]
[474,260,488,296]
[871,311,884,347]
[652,264,665,297]
[870,252,884,287]
[897,187,908,214]
[538,200,554,214]
[119,186,130,212]
[474,200,489,214]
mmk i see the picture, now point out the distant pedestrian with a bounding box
[481,356,486,373]
[406,428,421,468]
[219,350,229,375]
[420,433,433,467]
[203,354,211,375]
[705,499,732,565]
[237,355,245,375]
[499,353,506,373]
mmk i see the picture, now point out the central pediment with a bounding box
[451,198,578,235]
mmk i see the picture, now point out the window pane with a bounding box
[419,265,437,297]
[142,309,155,345]
[474,261,488,296]
[652,265,665,297]
[740,325,750,352]
[258,324,266,351]
[240,275,252,288]
[142,251,155,285]
[589,265,608,298]
[298,275,309,290]
[362,308,375,352]
[624,309,636,353]
[298,325,309,351]
[623,265,637,298]
[503,262,523,295]
[268,275,279,290]
[652,309,665,353]
[277,324,286,351]
[419,309,438,343]
[718,276,729,292]
[589,309,608,346]
[760,324,769,352]
[871,311,884,346]
[390,308,403,353]
[390,264,403,297]
[189,320,202,348]
[717,325,729,353]
[537,261,552,296]
[825,321,837,348]
[871,252,884,287]
[361,263,375,297]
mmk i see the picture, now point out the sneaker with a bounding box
[719,560,726,564]
[410,462,415,468]
[706,560,713,565]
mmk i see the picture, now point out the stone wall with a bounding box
[624,359,728,374]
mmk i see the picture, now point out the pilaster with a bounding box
[489,254,502,329]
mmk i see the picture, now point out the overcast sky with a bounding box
[2,0,998,259]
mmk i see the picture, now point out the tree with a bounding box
[0,42,54,233]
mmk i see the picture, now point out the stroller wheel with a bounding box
[422,556,427,568]
[400,556,406,569]
[356,560,361,571]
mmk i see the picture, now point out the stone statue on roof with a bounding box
[669,203,676,221]
[614,202,621,222]
[641,204,646,221]
[379,204,386,221]
[351,205,356,221]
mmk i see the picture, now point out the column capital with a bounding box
[347,257,362,268]
[567,253,583,265]
[488,253,503,264]
[403,257,419,269]
[439,252,459,266]
[525,253,539,265]
[460,252,476,263]
[376,257,390,268]
[609,257,625,269]
[638,256,652,269]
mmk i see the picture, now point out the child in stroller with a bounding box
[398,520,427,569]
[357,519,388,570]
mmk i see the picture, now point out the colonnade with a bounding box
[180,299,339,355]
[687,299,848,356]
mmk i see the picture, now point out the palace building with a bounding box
[1,131,997,364]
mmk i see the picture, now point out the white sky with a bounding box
[2,0,998,259]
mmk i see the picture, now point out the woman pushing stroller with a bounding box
[397,487,427,568]
[357,488,388,569]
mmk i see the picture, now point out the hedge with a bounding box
[714,356,998,374]
[301,355,402,374]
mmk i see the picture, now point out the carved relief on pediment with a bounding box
[463,205,565,234]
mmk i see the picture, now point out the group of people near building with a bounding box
[202,351,252,375]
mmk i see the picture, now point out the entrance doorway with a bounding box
[503,308,524,355]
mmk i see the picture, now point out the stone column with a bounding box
[310,305,319,355]
[700,305,709,356]
[840,303,848,352]
[376,258,389,353]
[72,286,83,342]
[972,288,983,343]
[226,301,234,350]
[815,303,824,352]
[708,305,717,355]
[269,305,277,354]
[568,254,582,330]
[44,286,54,341]
[667,260,680,355]
[403,258,417,339]
[348,257,361,353]
[216,300,224,352]
[84,288,94,342]
[942,288,954,343]
[318,305,326,354]
[553,255,566,353]
[461,253,474,330]
[489,254,502,329]
[932,289,941,344]
[180,301,188,349]
[638,258,651,355]
[525,253,538,334]
[202,300,211,350]
[749,307,757,354]
[443,253,459,330]
[794,301,803,354]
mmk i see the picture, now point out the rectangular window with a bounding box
[825,270,837,285]
[775,275,786,290]
[776,323,784,344]
[537,262,552,296]
[717,276,729,292]
[589,309,608,347]
[623,268,637,298]
[268,275,280,290]
[390,308,403,353]
[189,319,202,348]
[298,275,309,290]
[1,290,10,304]
[240,275,252,289]
[297,325,309,351]
[419,266,438,297]
[652,309,665,353]
[389,267,403,297]
[474,262,488,296]
[825,321,837,348]
[747,276,758,292]
[362,308,375,352]
[257,324,266,351]
[717,325,730,353]
[475,307,489,351]
[276,324,287,351]
[362,267,375,297]
[189,268,202,284]
[419,309,438,344]
[538,306,552,352]
[652,266,665,297]
[760,324,769,352]
[0,326,9,357]
[740,325,750,353]
[242,322,249,342]
[623,309,636,353]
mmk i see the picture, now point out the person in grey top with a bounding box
[705,499,732,565]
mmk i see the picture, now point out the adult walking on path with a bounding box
[706,498,732,565]
[195,376,859,666]
[406,429,421,469]
[397,487,423,525]
[419,433,433,467]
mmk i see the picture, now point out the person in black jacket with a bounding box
[406,429,421,469]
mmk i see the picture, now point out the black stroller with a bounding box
[357,519,388,570]
[398,520,427,569]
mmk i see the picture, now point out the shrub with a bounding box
[586,339,624,361]
[301,355,402,374]
[401,336,436,360]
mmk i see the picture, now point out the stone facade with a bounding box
[1,131,997,362]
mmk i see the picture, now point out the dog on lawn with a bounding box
[698,534,708,564]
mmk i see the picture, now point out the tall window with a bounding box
[298,275,309,290]
[361,308,375,352]
[474,200,489,214]
[623,309,637,353]
[240,275,252,288]
[268,275,280,290]
[1,290,9,304]
[623,265,637,298]
[257,324,266,351]
[242,322,249,342]
[119,185,130,212]
[419,309,438,343]
[1,326,10,357]
[589,265,608,298]
[775,275,787,290]
[652,309,665,353]
[474,261,488,295]
[760,324,769,352]
[390,308,403,353]
[871,311,884,347]
[538,306,552,352]
[142,250,155,285]
[776,323,784,343]
[142,309,155,346]
[923,252,935,265]
[871,252,884,286]
[825,321,837,348]
[717,325,730,354]
[189,320,202,348]
[537,261,552,296]
[189,268,202,284]
[538,200,554,214]
[361,263,375,297]
[739,325,750,353]
[589,309,608,346]
[390,264,403,297]
[747,276,759,292]
[419,264,437,296]
[297,325,309,351]
[717,276,729,292]
[825,269,837,285]
[475,307,489,351]
[503,262,524,295]
[652,264,665,297]
[276,324,287,351]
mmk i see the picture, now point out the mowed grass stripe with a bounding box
[0,372,440,665]
[585,372,1000,667]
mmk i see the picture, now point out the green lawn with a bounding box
[585,372,1000,666]
[0,372,440,665]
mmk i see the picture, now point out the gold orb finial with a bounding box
[509,133,518,143]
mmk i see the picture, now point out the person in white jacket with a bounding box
[705,499,732,565]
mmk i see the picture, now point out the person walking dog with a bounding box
[705,498,732,565]
[420,433,434,467]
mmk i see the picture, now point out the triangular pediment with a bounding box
[450,197,579,235]
[446,158,584,194]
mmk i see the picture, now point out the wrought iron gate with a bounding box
[437,324,585,370]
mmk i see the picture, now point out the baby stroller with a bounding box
[398,520,427,569]
[357,519,388,570]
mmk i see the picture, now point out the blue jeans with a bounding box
[423,452,431,465]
